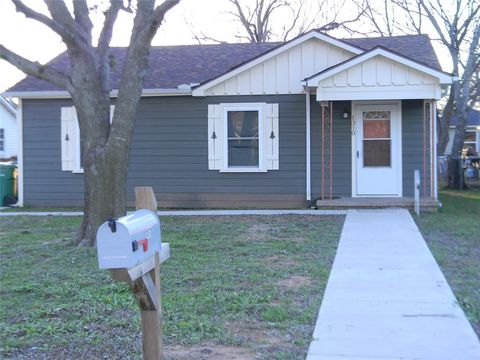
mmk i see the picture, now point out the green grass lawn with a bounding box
[414,186,480,337]
[0,215,343,359]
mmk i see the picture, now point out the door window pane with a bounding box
[364,120,390,139]
[364,111,390,120]
[362,110,391,167]
[227,110,259,167]
[364,140,391,166]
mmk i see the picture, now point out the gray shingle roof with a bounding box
[7,33,441,93]
[343,34,441,70]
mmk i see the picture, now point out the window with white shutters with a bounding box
[207,102,279,172]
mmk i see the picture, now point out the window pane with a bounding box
[363,119,390,139]
[364,111,390,120]
[228,111,259,138]
[464,131,476,142]
[228,139,259,166]
[364,140,391,167]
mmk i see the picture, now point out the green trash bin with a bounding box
[0,164,17,206]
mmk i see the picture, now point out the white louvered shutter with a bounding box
[264,103,279,170]
[208,104,223,170]
[61,107,78,171]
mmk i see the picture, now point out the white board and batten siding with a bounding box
[208,103,279,171]
[316,55,441,101]
[205,39,355,96]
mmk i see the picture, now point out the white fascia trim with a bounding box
[3,88,192,99]
[303,48,455,85]
[192,31,363,97]
[0,96,16,116]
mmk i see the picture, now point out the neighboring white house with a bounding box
[0,95,17,160]
[445,109,480,156]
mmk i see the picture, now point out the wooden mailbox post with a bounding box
[104,186,169,360]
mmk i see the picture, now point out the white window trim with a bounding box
[219,103,267,173]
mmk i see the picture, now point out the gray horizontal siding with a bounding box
[22,96,432,207]
[23,95,307,207]
[311,100,352,199]
[402,100,431,197]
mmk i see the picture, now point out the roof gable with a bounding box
[304,46,454,86]
[192,30,363,96]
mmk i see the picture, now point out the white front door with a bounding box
[354,104,402,197]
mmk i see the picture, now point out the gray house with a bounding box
[6,31,455,208]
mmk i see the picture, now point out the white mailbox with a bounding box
[96,209,161,269]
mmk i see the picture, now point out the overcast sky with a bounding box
[0,0,452,93]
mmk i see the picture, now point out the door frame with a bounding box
[351,100,403,197]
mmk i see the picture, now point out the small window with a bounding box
[463,130,478,156]
[227,110,259,167]
[0,129,4,151]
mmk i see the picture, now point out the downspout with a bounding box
[432,101,438,199]
[423,100,427,198]
[305,88,311,203]
[329,101,333,200]
[15,98,24,207]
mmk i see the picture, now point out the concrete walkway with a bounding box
[0,209,346,217]
[307,209,480,360]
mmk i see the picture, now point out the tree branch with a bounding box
[11,0,69,38]
[152,0,182,27]
[0,45,70,90]
[96,0,123,91]
[73,0,93,42]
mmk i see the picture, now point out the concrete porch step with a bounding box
[316,197,439,211]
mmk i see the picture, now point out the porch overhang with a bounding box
[301,46,456,102]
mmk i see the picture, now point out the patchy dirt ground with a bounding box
[277,275,312,289]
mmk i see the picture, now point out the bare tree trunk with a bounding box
[447,157,466,189]
[437,91,454,155]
